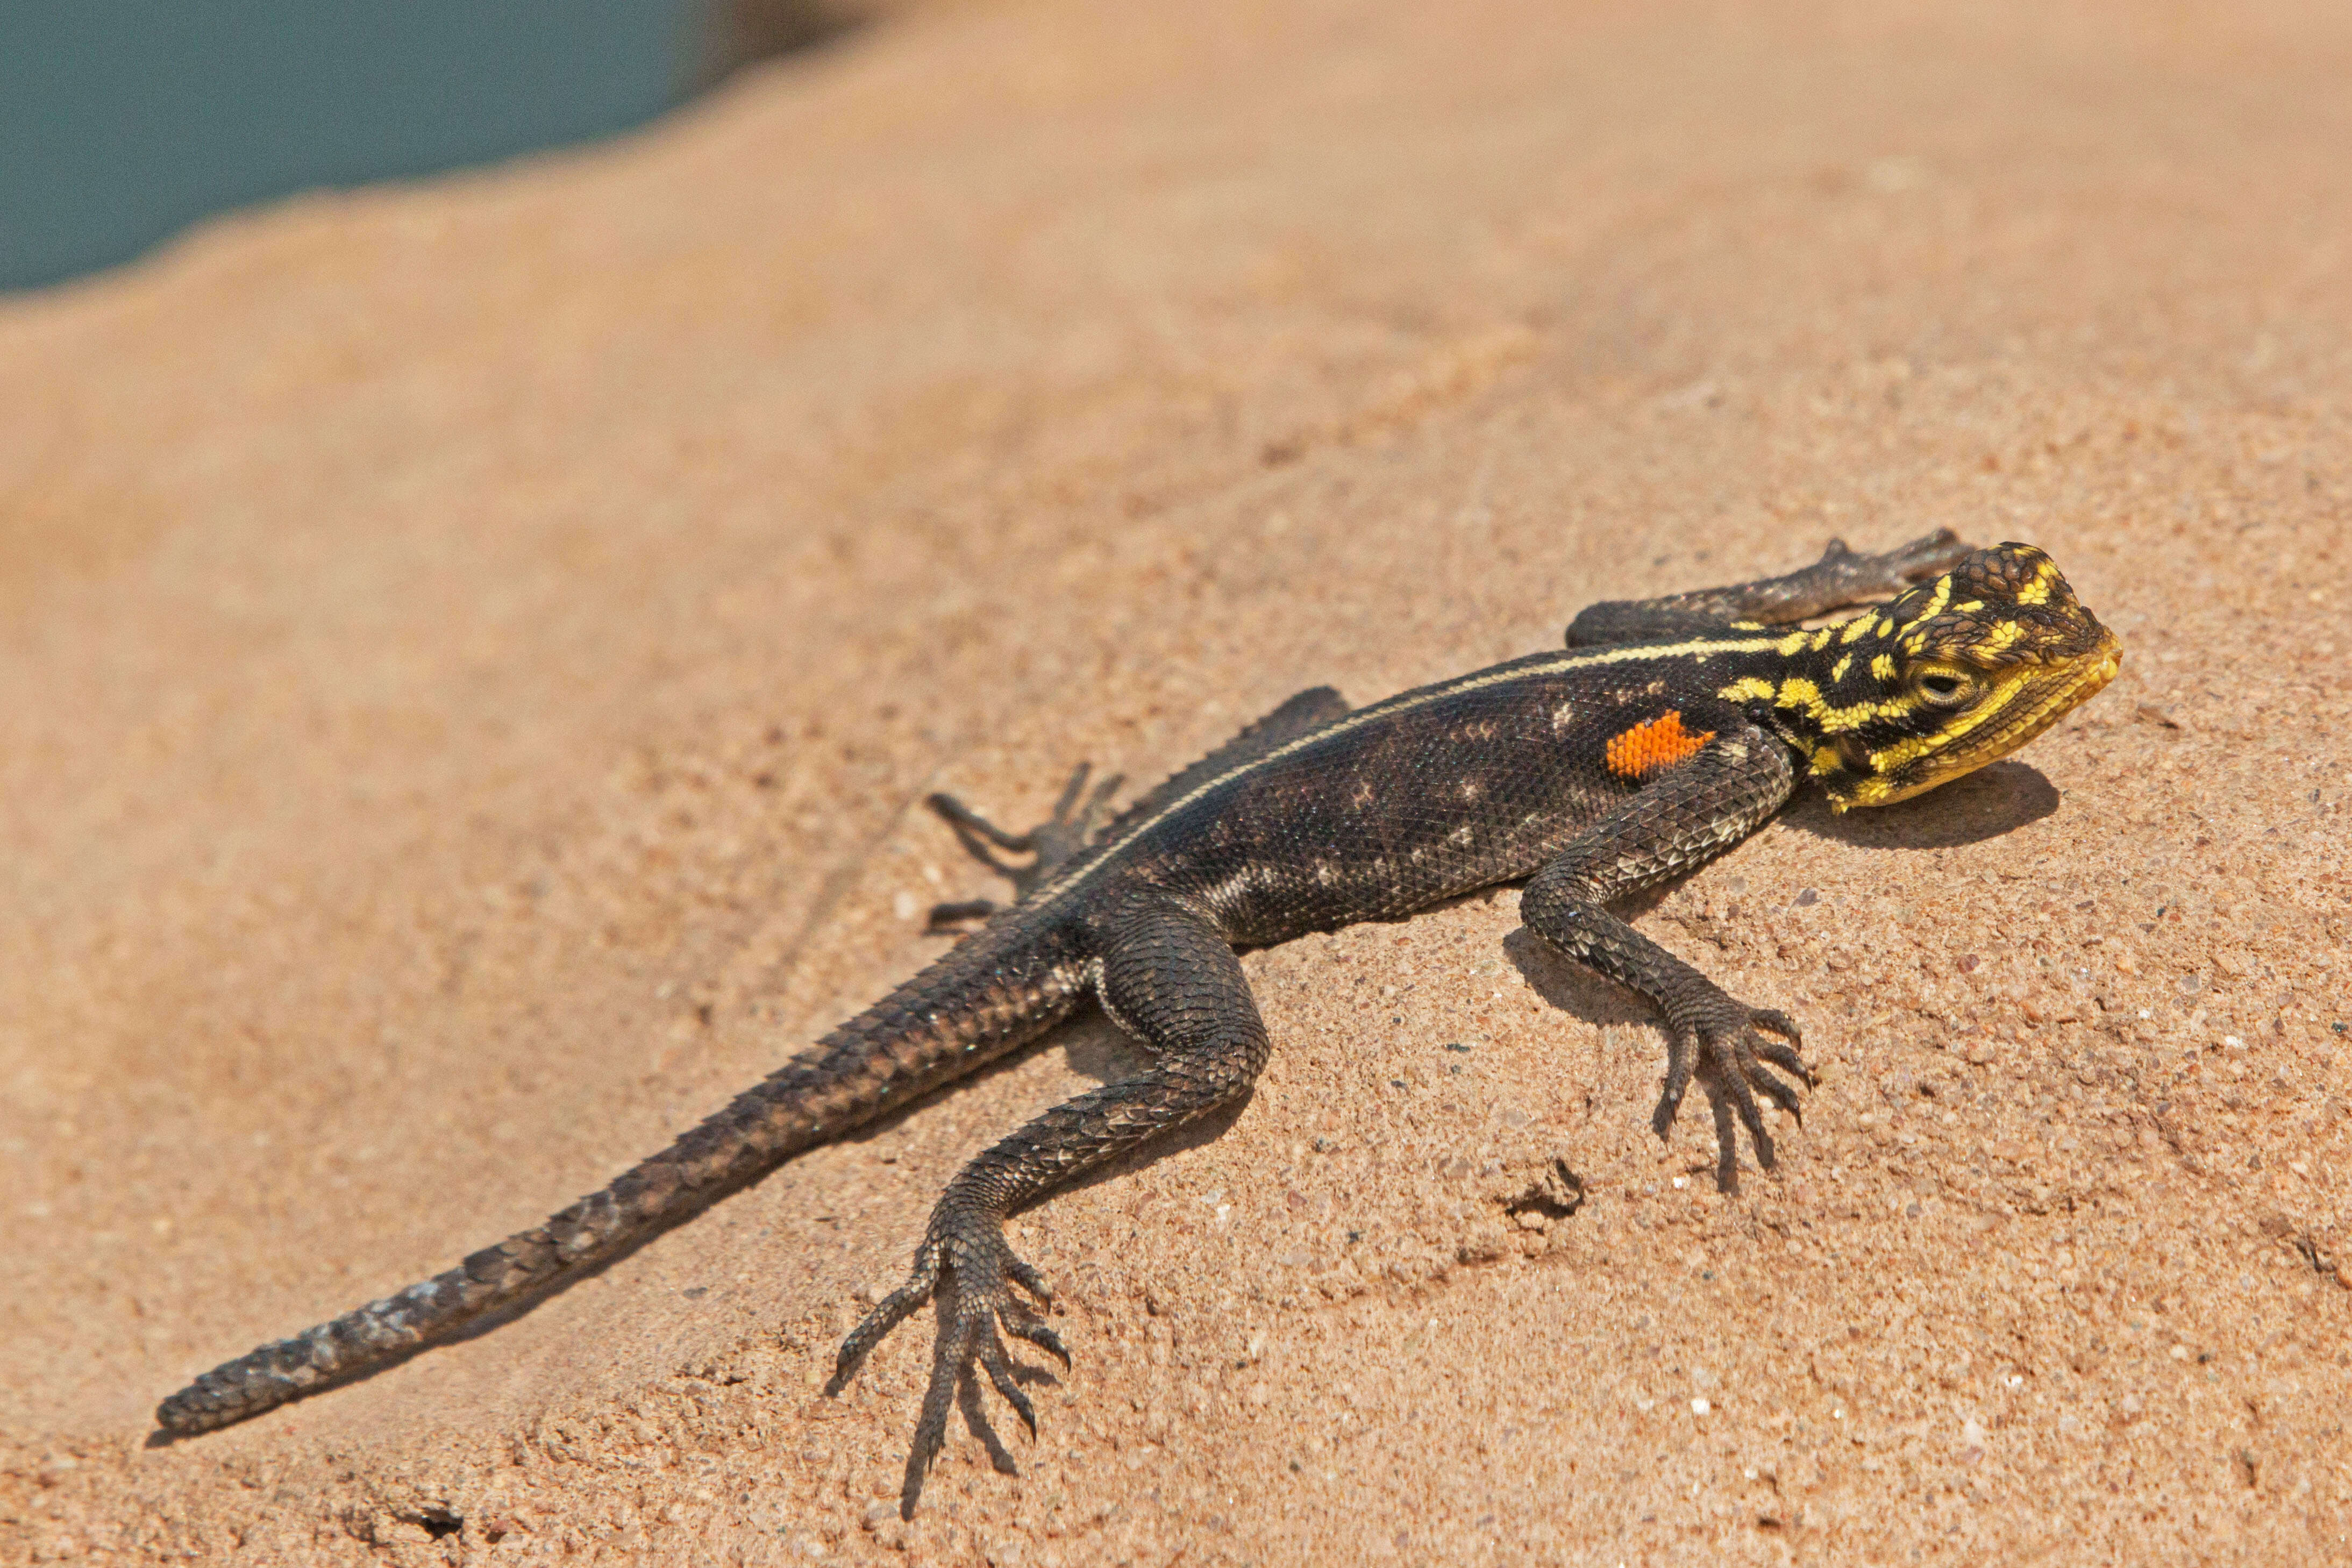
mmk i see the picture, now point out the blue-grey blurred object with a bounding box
[0,1,849,293]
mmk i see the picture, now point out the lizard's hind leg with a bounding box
[832,898,1268,1517]
[924,762,1124,930]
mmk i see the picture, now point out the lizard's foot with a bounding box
[1652,997,1811,1194]
[925,762,1124,930]
[829,1222,1066,1517]
[1822,528,1973,598]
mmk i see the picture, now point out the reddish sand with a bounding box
[3,2,2347,1562]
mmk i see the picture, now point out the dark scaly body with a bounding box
[1104,647,1791,942]
[158,534,2121,1517]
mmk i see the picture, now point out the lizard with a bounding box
[155,532,2121,1514]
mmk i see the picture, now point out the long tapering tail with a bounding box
[156,926,1088,1435]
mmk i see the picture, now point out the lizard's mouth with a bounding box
[1831,631,2123,810]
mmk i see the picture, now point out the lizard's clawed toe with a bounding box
[835,1222,1066,1518]
[1655,1000,1812,1193]
[1004,1311,1070,1368]
[977,1334,1037,1436]
[830,1243,944,1394]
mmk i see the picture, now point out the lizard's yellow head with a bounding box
[1797,543,2121,811]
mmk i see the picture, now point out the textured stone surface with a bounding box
[3,1,2348,1560]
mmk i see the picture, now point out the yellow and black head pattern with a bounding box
[1718,543,2122,810]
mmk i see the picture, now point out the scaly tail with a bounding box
[156,921,1088,1435]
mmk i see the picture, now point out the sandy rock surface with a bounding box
[4,1,2348,1562]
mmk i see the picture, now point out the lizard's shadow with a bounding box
[1498,762,2058,1025]
[1784,759,2059,850]
[1031,1015,1248,1191]
[1499,915,1663,1031]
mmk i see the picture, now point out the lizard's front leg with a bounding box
[1565,529,1972,645]
[831,896,1266,1515]
[1520,719,1808,1192]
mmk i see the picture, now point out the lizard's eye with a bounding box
[1910,668,1976,707]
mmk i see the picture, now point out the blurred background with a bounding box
[0,0,853,292]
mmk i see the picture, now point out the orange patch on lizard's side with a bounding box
[1605,711,1715,779]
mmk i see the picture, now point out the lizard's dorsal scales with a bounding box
[1093,685,1349,843]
